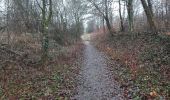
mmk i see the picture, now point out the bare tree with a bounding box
[37,0,52,62]
[165,0,170,29]
[127,0,134,32]
[140,0,157,32]
[88,0,113,36]
[147,0,153,16]
[119,0,125,32]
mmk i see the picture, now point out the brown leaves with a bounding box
[150,90,158,97]
[93,32,170,99]
[0,41,84,99]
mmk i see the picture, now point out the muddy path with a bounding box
[73,41,124,100]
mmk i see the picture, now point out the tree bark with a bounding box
[147,0,153,16]
[140,0,157,32]
[102,17,105,33]
[127,0,134,32]
[119,0,124,32]
[41,0,52,62]
[165,0,169,29]
[104,16,112,35]
[104,0,113,35]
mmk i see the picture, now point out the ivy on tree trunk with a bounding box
[41,0,52,63]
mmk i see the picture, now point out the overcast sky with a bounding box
[0,0,5,11]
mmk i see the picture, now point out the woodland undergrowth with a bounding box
[93,32,170,100]
[0,33,84,99]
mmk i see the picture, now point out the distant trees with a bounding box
[87,0,170,33]
[69,0,86,38]
[88,0,114,35]
[87,20,95,33]
[88,0,135,33]
[6,0,40,34]
[0,0,169,46]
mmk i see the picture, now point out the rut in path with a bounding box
[73,41,124,100]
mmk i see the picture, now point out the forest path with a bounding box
[73,41,123,100]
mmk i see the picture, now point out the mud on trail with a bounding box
[73,41,124,100]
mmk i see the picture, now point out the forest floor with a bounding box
[0,33,85,99]
[92,32,170,100]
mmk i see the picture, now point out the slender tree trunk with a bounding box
[168,0,170,29]
[41,0,52,62]
[119,0,124,32]
[104,16,112,35]
[140,0,157,32]
[41,0,47,62]
[127,0,134,32]
[104,0,113,35]
[161,3,164,21]
[102,17,105,33]
[6,0,10,44]
[165,0,169,29]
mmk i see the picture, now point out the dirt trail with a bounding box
[73,41,124,100]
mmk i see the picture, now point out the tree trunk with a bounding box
[104,0,113,35]
[41,0,52,63]
[147,0,153,16]
[6,0,10,44]
[104,16,112,35]
[140,0,157,32]
[165,0,169,29]
[119,0,124,32]
[102,17,105,33]
[127,0,134,32]
[41,0,48,62]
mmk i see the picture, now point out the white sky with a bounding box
[0,0,5,11]
[0,0,143,29]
